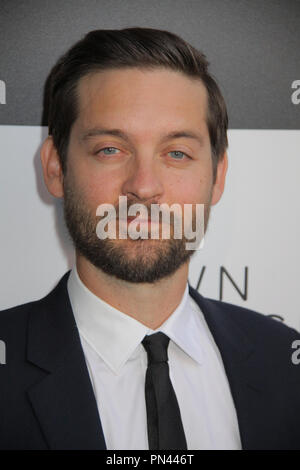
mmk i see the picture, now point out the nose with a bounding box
[121,155,164,203]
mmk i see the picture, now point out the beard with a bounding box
[63,177,212,284]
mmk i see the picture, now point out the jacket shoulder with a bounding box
[188,286,300,348]
[206,296,300,339]
[189,288,300,391]
[0,300,37,329]
[0,271,70,342]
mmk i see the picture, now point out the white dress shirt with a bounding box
[67,265,242,450]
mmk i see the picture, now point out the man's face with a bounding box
[62,67,226,283]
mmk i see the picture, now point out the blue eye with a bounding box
[168,150,187,160]
[100,147,120,155]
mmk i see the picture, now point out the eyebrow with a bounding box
[80,127,204,146]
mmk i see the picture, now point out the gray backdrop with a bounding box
[0,0,299,330]
[0,0,299,128]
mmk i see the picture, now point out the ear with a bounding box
[40,136,64,198]
[211,151,228,206]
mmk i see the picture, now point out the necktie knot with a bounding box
[142,332,170,364]
[142,331,187,449]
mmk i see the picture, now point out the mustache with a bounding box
[115,201,183,224]
[95,196,200,228]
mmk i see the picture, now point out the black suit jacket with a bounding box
[0,270,300,450]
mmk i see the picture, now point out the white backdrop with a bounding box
[0,126,299,331]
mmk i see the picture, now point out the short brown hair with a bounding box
[44,27,228,182]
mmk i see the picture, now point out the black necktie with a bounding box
[141,332,188,450]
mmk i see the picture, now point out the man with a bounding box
[0,28,299,450]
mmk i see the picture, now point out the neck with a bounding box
[75,253,189,330]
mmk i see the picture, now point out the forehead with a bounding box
[75,67,209,137]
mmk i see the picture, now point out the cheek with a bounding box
[65,164,114,209]
[168,172,213,205]
[84,175,121,208]
[66,158,122,208]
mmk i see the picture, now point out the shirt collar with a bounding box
[67,265,204,374]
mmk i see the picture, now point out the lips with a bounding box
[127,216,153,222]
[117,216,157,223]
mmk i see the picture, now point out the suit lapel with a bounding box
[188,285,287,450]
[26,271,106,450]
[24,271,286,449]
